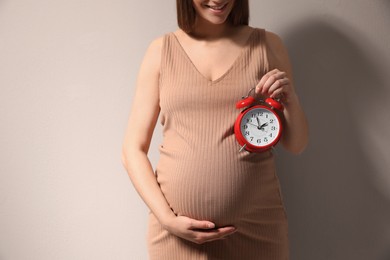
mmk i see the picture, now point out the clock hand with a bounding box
[247,123,259,128]
[259,122,268,130]
[256,117,265,130]
[256,117,261,127]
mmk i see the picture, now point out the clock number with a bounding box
[245,131,250,136]
[269,133,273,137]
[250,137,254,141]
[271,126,276,131]
[270,119,274,123]
[264,137,268,142]
[246,118,250,123]
[266,114,269,118]
[244,125,248,129]
[257,139,261,144]
[259,112,263,116]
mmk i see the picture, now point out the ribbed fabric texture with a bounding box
[147,28,289,260]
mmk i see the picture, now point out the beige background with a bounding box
[1,0,389,259]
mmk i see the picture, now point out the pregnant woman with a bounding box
[121,0,309,259]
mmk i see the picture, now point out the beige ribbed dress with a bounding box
[147,28,289,260]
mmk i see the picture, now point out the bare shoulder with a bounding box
[140,36,164,74]
[265,31,288,59]
[147,36,164,54]
[265,31,284,46]
[264,30,292,73]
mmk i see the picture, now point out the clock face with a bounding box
[240,107,281,147]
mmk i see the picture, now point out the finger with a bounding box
[214,226,237,236]
[259,71,287,95]
[255,69,279,94]
[189,219,216,230]
[270,88,285,99]
[192,226,237,244]
[267,78,289,94]
[261,74,280,95]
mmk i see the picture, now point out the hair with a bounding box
[176,0,249,33]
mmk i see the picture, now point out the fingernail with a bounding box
[208,223,215,228]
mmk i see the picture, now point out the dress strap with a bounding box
[258,28,270,73]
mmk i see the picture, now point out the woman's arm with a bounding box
[121,37,236,244]
[121,37,176,226]
[255,31,309,154]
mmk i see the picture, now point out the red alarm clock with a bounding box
[234,88,284,153]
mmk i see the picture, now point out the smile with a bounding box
[204,3,228,11]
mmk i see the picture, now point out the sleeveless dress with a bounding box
[147,28,289,260]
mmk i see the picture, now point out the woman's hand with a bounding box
[253,31,308,154]
[163,215,237,244]
[255,69,298,104]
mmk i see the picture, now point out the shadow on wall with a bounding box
[276,19,390,260]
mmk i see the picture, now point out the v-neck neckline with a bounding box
[171,28,257,84]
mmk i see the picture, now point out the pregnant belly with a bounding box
[155,149,280,227]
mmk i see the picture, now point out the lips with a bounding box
[204,3,228,11]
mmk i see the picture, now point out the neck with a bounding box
[190,18,233,40]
